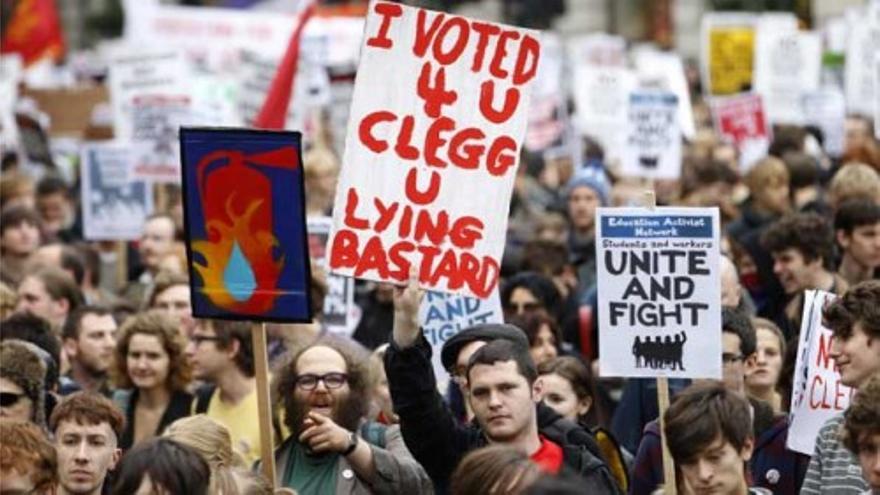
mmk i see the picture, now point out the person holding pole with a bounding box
[629,308,808,494]
[801,281,880,494]
[385,272,620,494]
[663,382,773,495]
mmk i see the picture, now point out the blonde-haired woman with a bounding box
[164,414,245,494]
[745,317,786,414]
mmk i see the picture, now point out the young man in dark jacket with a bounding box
[384,274,620,494]
[629,308,808,494]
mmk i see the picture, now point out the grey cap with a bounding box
[440,323,529,372]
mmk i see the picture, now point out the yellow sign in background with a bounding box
[708,27,755,95]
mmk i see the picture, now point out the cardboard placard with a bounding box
[327,1,540,298]
[124,0,365,69]
[108,49,189,140]
[787,290,855,455]
[525,95,567,153]
[420,289,504,391]
[567,33,627,69]
[180,128,312,322]
[754,30,821,124]
[844,10,880,116]
[633,48,696,140]
[81,141,154,240]
[20,86,110,138]
[621,91,681,180]
[307,217,360,336]
[710,92,770,170]
[802,88,846,157]
[596,207,722,379]
[701,14,756,96]
[130,94,191,183]
[875,54,880,139]
[573,65,636,163]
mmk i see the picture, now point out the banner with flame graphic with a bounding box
[180,128,312,322]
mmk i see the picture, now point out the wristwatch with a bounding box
[342,431,359,456]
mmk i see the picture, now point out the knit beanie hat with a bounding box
[0,340,47,427]
[565,164,610,206]
[441,323,529,372]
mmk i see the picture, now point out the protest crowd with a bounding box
[2,0,880,494]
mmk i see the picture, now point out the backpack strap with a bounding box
[194,384,216,414]
[592,426,629,493]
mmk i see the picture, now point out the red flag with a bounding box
[253,2,317,130]
[1,0,66,66]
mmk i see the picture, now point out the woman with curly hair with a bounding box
[111,310,193,450]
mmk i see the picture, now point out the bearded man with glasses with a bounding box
[268,336,432,494]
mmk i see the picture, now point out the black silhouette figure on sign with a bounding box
[633,332,687,370]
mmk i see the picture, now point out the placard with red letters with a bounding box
[788,290,855,455]
[711,92,770,170]
[327,1,540,298]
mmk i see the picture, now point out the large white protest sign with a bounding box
[802,88,846,157]
[123,0,295,68]
[597,207,722,378]
[327,1,540,298]
[567,33,627,69]
[236,49,300,129]
[420,290,503,391]
[711,92,770,170]
[81,142,154,240]
[572,66,636,163]
[633,48,695,140]
[788,290,855,455]
[130,95,191,183]
[308,217,360,336]
[621,91,681,180]
[323,275,359,336]
[524,33,565,153]
[754,30,821,124]
[845,8,880,116]
[124,0,364,71]
[876,54,880,139]
[108,48,189,140]
[0,55,22,149]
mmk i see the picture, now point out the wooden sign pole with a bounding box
[643,191,677,495]
[115,241,128,291]
[252,322,277,487]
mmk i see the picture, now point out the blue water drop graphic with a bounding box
[223,241,256,302]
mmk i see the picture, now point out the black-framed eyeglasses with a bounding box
[190,335,223,346]
[722,353,744,365]
[0,392,25,407]
[295,373,348,391]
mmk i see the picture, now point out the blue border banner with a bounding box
[180,127,312,322]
